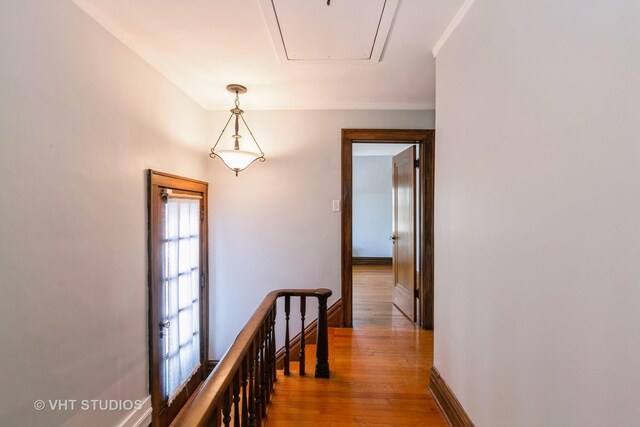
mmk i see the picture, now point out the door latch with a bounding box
[159,319,170,338]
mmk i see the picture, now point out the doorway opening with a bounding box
[341,129,435,329]
[352,143,417,324]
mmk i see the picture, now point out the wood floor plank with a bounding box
[265,266,446,426]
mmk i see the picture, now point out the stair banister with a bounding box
[171,288,332,426]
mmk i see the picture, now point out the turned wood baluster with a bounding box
[315,293,330,378]
[299,296,306,376]
[241,356,248,427]
[264,312,272,406]
[254,335,263,426]
[207,405,219,427]
[260,321,267,417]
[270,308,277,386]
[232,370,240,426]
[222,386,232,427]
[248,343,256,427]
[284,295,291,375]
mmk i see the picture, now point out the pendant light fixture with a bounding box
[210,84,265,176]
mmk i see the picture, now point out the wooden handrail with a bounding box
[171,288,332,427]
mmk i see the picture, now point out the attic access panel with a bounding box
[259,0,399,62]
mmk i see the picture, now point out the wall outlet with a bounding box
[332,200,340,212]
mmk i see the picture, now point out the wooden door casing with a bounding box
[148,170,209,427]
[341,129,434,330]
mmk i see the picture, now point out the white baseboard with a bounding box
[117,396,152,427]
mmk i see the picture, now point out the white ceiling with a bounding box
[71,0,464,110]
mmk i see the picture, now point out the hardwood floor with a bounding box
[352,265,414,328]
[265,265,446,426]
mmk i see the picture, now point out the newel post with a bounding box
[315,294,330,378]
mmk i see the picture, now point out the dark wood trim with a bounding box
[341,129,435,329]
[429,367,474,427]
[148,170,209,427]
[275,299,342,368]
[206,360,220,376]
[420,131,435,329]
[352,257,392,266]
[148,169,209,190]
[341,135,353,327]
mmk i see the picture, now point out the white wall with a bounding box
[352,156,393,257]
[0,1,208,425]
[207,109,434,358]
[435,1,640,426]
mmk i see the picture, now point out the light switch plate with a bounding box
[332,200,340,212]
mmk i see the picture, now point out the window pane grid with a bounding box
[164,332,201,360]
[162,234,199,243]
[162,197,201,404]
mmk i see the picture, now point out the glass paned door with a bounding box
[161,196,201,403]
[148,171,208,427]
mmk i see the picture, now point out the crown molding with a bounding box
[432,0,478,57]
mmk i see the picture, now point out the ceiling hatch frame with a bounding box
[258,0,400,63]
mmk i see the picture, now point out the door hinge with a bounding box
[200,272,205,289]
[414,159,420,168]
[200,206,205,222]
[414,288,420,298]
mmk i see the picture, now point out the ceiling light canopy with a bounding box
[210,84,265,176]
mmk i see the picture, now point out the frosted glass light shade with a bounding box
[215,149,262,172]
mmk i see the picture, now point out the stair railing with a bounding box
[171,288,332,426]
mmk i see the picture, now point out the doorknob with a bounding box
[159,319,170,338]
[389,235,397,241]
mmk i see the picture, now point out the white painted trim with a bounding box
[116,396,152,427]
[257,0,288,64]
[432,0,477,57]
[69,0,207,109]
[205,102,435,111]
[257,0,399,63]
[371,0,400,63]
